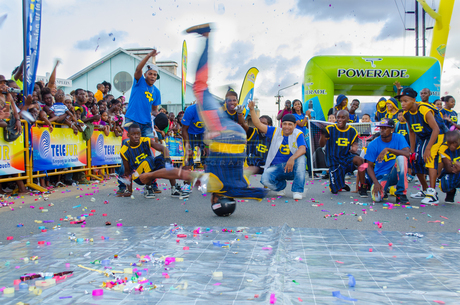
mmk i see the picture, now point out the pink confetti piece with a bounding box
[336,261,344,264]
[440,216,448,219]
[433,301,445,304]
[213,283,221,286]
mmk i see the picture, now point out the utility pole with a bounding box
[415,0,419,56]
[406,0,434,56]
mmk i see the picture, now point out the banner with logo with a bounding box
[181,40,187,110]
[24,0,43,96]
[90,131,122,166]
[0,128,25,176]
[32,127,87,171]
[238,67,259,119]
[165,136,184,158]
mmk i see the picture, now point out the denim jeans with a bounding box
[261,155,306,193]
[123,117,155,138]
[376,156,408,196]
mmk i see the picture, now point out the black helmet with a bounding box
[211,197,236,217]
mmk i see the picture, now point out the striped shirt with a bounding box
[50,102,69,116]
[120,137,152,171]
[325,124,358,167]
[403,102,447,140]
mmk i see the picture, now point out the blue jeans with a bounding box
[375,156,408,196]
[261,156,306,193]
[123,117,155,138]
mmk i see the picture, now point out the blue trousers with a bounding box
[261,156,306,193]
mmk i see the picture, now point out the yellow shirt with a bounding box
[94,90,103,102]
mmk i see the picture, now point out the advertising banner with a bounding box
[32,127,87,171]
[165,136,184,158]
[24,0,42,96]
[90,131,122,166]
[0,128,25,176]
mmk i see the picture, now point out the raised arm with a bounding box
[46,60,60,93]
[134,49,159,81]
[248,101,267,134]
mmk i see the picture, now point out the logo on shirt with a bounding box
[256,144,268,153]
[194,121,204,128]
[145,91,154,103]
[453,156,460,163]
[398,130,407,136]
[279,145,290,155]
[452,116,458,123]
[411,123,423,133]
[383,153,396,162]
[135,153,148,165]
[336,138,350,147]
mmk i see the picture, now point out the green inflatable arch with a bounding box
[303,56,441,121]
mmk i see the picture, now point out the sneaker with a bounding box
[410,190,425,199]
[421,188,439,204]
[407,175,414,183]
[186,23,212,35]
[359,185,368,198]
[293,192,302,200]
[396,194,410,205]
[445,190,456,203]
[321,173,330,179]
[171,184,189,198]
[382,191,389,201]
[277,189,286,196]
[342,185,351,192]
[144,185,156,199]
[181,183,192,195]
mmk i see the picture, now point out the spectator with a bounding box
[222,90,245,125]
[94,84,104,102]
[319,110,367,196]
[348,99,360,123]
[327,114,336,123]
[420,88,431,103]
[242,102,272,174]
[365,118,411,205]
[440,96,459,130]
[434,99,443,111]
[255,112,307,200]
[276,100,291,124]
[11,61,24,90]
[328,94,348,117]
[102,81,111,96]
[438,130,460,202]
[292,99,312,177]
[385,97,399,124]
[361,114,371,123]
[124,48,161,138]
[73,88,100,124]
[375,97,387,122]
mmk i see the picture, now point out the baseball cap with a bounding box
[146,65,160,79]
[282,114,297,124]
[395,87,417,99]
[154,112,168,131]
[376,118,395,128]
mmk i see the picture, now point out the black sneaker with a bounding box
[396,194,410,205]
[186,23,212,35]
[152,181,162,194]
[359,185,368,198]
[445,190,456,203]
[321,173,330,179]
[382,192,389,201]
[171,184,189,198]
[144,185,156,199]
[342,185,351,192]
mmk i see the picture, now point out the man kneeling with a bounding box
[250,102,306,200]
[120,124,190,198]
[365,118,411,204]
[439,130,460,203]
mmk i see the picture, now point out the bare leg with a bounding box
[428,168,437,189]
[139,168,191,185]
[417,173,428,191]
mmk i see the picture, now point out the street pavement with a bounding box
[0,175,459,245]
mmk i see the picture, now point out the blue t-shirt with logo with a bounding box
[266,126,306,165]
[181,104,205,134]
[293,112,307,135]
[126,75,161,125]
[364,133,409,177]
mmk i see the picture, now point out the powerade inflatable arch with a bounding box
[303,56,440,121]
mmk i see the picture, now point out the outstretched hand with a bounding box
[248,100,255,110]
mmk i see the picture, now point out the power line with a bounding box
[394,0,406,27]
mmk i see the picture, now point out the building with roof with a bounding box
[65,47,212,114]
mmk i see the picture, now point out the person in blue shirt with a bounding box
[180,103,206,194]
[291,99,312,177]
[241,112,272,174]
[319,110,367,196]
[251,103,306,200]
[222,90,246,126]
[440,96,459,130]
[365,118,411,205]
[124,48,161,138]
[348,99,360,123]
[438,130,460,203]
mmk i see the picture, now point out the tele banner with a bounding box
[90,131,122,166]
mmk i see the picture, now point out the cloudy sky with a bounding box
[1,0,459,118]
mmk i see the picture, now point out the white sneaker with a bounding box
[410,190,425,199]
[421,188,439,204]
[293,192,303,200]
[277,189,286,196]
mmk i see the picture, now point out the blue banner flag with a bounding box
[24,0,42,96]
